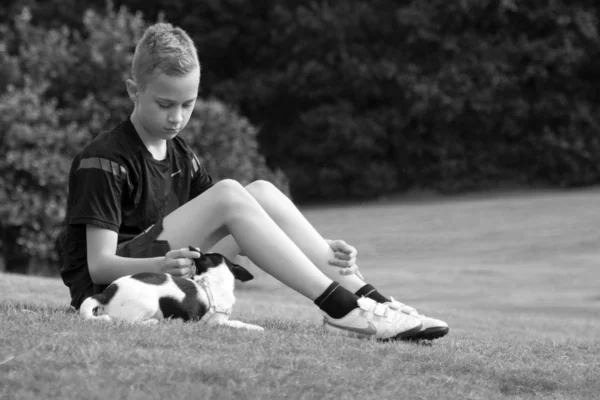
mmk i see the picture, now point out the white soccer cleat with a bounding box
[386,297,449,340]
[323,297,422,340]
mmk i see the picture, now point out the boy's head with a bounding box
[131,22,200,91]
[127,23,201,144]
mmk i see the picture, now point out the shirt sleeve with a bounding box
[189,152,214,199]
[67,156,127,232]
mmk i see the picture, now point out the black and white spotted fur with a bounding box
[79,248,263,331]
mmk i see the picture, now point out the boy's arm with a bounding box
[86,226,199,284]
[189,153,214,199]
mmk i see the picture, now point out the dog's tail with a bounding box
[79,295,112,321]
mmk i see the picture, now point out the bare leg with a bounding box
[204,181,447,340]
[208,234,243,261]
[244,181,367,293]
[156,179,331,300]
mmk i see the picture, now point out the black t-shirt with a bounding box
[60,118,213,307]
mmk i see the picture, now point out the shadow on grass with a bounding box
[499,372,559,396]
[0,301,74,315]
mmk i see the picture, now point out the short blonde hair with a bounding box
[132,23,200,90]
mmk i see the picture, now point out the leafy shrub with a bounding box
[0,3,289,274]
[113,0,600,201]
[2,0,600,201]
[184,99,290,193]
[0,82,91,274]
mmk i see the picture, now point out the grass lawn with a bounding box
[1,188,600,399]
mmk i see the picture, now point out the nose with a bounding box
[168,107,183,125]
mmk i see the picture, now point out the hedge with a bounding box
[0,4,289,273]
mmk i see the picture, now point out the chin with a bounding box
[163,130,180,139]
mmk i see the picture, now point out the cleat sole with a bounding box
[378,322,423,342]
[404,326,450,341]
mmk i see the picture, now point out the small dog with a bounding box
[79,247,263,331]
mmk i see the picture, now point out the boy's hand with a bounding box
[160,248,201,279]
[326,239,363,279]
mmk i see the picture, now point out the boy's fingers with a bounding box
[339,265,359,275]
[328,259,347,267]
[331,252,357,267]
[168,266,189,276]
[180,266,195,279]
[176,258,193,267]
[178,248,201,259]
[335,251,356,260]
[334,251,352,261]
[329,240,347,250]
[187,249,201,258]
[346,246,357,258]
[166,248,201,259]
[164,256,195,271]
[328,259,355,268]
[329,240,357,257]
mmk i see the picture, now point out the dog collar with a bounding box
[196,277,232,324]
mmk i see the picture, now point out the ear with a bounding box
[126,79,139,102]
[188,246,203,272]
[227,261,254,282]
[188,245,202,254]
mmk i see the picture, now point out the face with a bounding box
[193,253,254,282]
[193,253,228,276]
[128,67,200,144]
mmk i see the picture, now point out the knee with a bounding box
[214,178,246,193]
[245,180,279,199]
[212,179,257,212]
[213,179,249,202]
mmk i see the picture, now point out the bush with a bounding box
[0,83,91,274]
[0,3,289,274]
[2,0,600,201]
[113,0,600,201]
[184,99,289,193]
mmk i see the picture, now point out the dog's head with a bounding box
[188,246,254,282]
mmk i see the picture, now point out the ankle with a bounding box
[314,282,359,319]
[355,284,390,303]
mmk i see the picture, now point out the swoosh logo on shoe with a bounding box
[325,320,377,336]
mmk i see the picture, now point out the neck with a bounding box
[197,266,236,309]
[130,112,167,160]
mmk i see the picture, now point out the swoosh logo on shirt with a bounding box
[325,320,377,336]
[171,169,182,177]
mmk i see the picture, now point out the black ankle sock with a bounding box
[355,284,391,303]
[314,282,359,319]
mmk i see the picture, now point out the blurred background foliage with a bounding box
[1,0,599,273]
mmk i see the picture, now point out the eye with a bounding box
[158,102,170,109]
[183,102,194,109]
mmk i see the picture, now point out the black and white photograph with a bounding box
[1,1,599,399]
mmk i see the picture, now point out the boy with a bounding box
[60,22,449,341]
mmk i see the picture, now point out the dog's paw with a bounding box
[239,322,264,332]
[221,320,265,332]
[246,324,264,332]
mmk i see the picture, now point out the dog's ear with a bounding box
[226,260,254,282]
[188,245,202,254]
[189,246,206,274]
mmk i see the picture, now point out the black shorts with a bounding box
[115,220,171,259]
[64,220,172,310]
